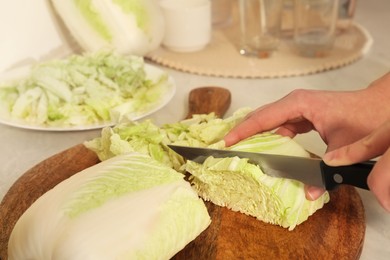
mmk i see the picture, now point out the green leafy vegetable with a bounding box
[0,51,171,128]
[51,0,165,56]
[8,153,211,260]
[84,108,251,170]
[85,108,329,230]
[186,133,330,230]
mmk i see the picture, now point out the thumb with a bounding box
[324,121,390,166]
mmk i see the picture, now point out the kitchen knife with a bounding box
[168,145,374,191]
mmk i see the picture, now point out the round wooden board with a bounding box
[0,144,365,260]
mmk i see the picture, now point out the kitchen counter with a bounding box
[1,0,389,259]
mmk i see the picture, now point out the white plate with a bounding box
[0,63,176,131]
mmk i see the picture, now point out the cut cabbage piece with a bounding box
[84,108,252,170]
[186,133,330,231]
[8,153,210,260]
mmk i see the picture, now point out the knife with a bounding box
[168,145,374,191]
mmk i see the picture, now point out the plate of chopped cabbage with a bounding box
[0,51,176,131]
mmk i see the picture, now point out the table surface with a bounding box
[1,1,389,259]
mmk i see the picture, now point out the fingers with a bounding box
[224,90,314,146]
[367,148,390,212]
[324,120,390,166]
[323,120,390,212]
[274,120,315,138]
[224,103,290,146]
[304,185,326,201]
[223,108,268,146]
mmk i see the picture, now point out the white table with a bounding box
[1,1,389,259]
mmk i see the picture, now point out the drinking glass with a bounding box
[294,0,339,57]
[238,0,284,58]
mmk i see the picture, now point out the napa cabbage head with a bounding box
[51,0,165,56]
[8,153,210,260]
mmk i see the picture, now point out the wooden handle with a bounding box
[186,86,231,119]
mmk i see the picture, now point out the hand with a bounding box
[320,120,390,212]
[225,73,390,150]
[224,72,390,211]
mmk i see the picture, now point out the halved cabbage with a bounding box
[8,153,210,260]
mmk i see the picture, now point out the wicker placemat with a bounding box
[146,22,372,78]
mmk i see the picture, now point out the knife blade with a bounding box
[168,145,374,191]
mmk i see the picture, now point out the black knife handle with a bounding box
[320,161,375,190]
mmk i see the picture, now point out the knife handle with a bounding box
[320,161,375,190]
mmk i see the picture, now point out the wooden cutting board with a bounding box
[0,87,365,260]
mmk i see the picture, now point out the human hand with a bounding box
[224,73,390,150]
[224,72,390,211]
[225,73,390,150]
[309,120,390,212]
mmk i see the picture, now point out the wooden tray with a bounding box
[0,87,365,259]
[146,4,372,79]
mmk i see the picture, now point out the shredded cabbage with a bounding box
[84,108,252,170]
[0,51,171,128]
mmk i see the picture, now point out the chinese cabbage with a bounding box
[50,0,165,56]
[85,108,329,231]
[186,133,330,230]
[8,153,210,260]
[0,51,171,128]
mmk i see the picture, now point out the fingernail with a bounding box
[223,135,234,147]
[306,186,325,201]
[323,152,334,163]
[383,200,390,213]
